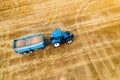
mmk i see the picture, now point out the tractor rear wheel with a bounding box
[53,43,60,48]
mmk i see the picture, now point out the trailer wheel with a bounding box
[36,49,39,50]
[29,51,33,54]
[22,52,27,55]
[66,38,73,44]
[53,43,60,48]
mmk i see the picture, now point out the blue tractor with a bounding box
[12,34,46,54]
[50,29,74,47]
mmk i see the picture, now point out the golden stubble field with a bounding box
[0,0,120,80]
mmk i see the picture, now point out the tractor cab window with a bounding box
[66,32,70,35]
[51,37,62,40]
[64,31,70,35]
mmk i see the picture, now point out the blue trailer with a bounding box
[50,29,74,47]
[12,34,46,54]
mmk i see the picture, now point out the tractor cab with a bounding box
[50,29,74,48]
[50,29,62,47]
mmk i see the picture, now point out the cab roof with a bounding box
[50,29,62,38]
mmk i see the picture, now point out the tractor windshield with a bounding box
[51,36,62,41]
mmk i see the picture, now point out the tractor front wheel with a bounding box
[66,38,73,44]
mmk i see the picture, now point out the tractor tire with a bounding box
[53,43,60,48]
[66,38,73,44]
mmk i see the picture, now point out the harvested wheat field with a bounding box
[0,0,120,80]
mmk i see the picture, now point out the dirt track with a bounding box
[0,0,120,80]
